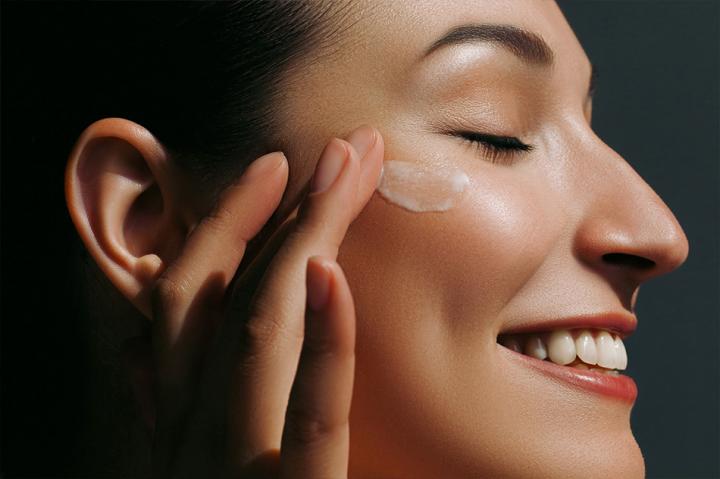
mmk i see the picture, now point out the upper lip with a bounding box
[498,311,637,339]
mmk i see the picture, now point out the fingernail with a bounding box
[346,125,377,159]
[311,140,348,193]
[243,152,286,182]
[306,257,331,312]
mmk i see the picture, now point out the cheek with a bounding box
[341,161,566,358]
[340,166,556,335]
[337,167,562,476]
[443,170,556,323]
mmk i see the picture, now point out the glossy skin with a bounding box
[278,2,687,475]
[65,0,689,477]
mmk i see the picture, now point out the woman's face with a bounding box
[272,1,689,477]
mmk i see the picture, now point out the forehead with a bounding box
[353,1,582,75]
[273,0,590,197]
[282,0,588,117]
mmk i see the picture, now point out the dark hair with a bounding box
[38,2,357,475]
[79,0,357,194]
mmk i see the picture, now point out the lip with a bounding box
[499,311,638,339]
[499,345,638,403]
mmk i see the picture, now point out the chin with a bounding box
[563,432,645,479]
[458,430,645,479]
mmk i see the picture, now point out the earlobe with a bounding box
[65,118,190,318]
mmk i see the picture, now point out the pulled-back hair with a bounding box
[15,2,358,475]
[76,0,357,193]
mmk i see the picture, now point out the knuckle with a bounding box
[303,334,343,359]
[151,274,189,317]
[200,209,232,236]
[286,220,314,247]
[238,317,273,360]
[296,343,355,387]
[287,221,342,257]
[198,197,238,236]
[238,304,303,361]
[283,405,346,446]
[296,208,334,237]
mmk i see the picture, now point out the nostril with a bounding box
[602,253,655,270]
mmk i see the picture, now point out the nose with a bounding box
[572,139,690,293]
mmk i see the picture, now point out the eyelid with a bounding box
[457,131,534,151]
[428,120,534,164]
[452,130,534,165]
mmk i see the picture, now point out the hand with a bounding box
[144,125,384,478]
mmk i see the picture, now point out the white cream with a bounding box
[376,160,469,213]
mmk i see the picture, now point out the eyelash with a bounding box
[454,130,534,164]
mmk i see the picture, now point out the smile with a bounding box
[497,318,638,403]
[498,329,627,372]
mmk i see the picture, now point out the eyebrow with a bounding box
[422,23,555,66]
[421,23,598,99]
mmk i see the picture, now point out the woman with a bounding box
[64,1,689,477]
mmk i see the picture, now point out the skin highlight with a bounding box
[274,1,687,477]
[65,1,689,477]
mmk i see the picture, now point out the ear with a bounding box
[65,118,200,319]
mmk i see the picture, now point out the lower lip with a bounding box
[499,345,638,403]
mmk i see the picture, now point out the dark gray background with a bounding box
[559,2,719,478]
[2,1,718,478]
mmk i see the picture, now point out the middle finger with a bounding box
[225,125,383,472]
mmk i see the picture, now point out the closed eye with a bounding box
[454,130,534,164]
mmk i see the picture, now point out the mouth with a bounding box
[496,313,638,403]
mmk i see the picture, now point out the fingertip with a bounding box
[325,261,355,314]
[242,151,288,184]
[346,124,378,160]
[306,256,331,312]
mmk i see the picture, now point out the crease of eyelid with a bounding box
[460,131,534,151]
[456,133,533,165]
[417,121,535,165]
[426,121,528,146]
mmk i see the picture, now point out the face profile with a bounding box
[60,1,690,477]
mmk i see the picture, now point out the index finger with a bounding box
[151,151,287,426]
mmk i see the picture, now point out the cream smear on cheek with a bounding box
[376,160,470,212]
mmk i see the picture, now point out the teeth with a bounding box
[523,336,548,360]
[574,330,598,365]
[547,330,576,365]
[613,335,628,370]
[595,331,616,369]
[500,328,629,373]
